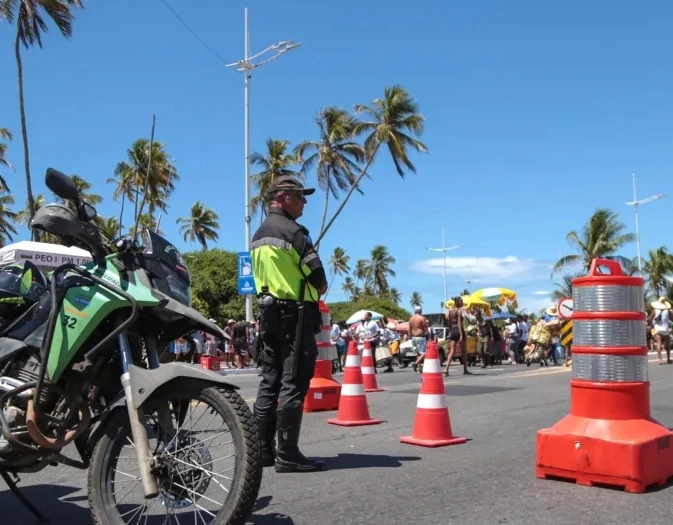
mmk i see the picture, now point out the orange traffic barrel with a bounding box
[303,301,341,412]
[536,258,673,493]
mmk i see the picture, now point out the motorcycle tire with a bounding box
[87,379,262,525]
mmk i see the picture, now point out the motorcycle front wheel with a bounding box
[87,380,262,525]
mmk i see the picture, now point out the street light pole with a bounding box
[226,8,301,322]
[426,226,461,307]
[625,173,664,274]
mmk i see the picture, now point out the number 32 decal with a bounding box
[62,315,78,329]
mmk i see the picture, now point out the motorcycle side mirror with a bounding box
[45,168,79,201]
[81,202,97,221]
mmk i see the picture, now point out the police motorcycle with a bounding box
[0,169,262,524]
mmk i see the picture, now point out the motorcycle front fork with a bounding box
[118,333,174,499]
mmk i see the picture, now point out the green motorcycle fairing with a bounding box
[46,255,161,382]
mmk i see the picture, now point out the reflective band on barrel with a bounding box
[361,366,375,374]
[345,355,360,367]
[341,383,365,396]
[574,285,644,313]
[572,353,649,382]
[422,358,441,373]
[416,393,448,409]
[573,320,646,347]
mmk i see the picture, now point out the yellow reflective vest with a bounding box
[250,208,326,302]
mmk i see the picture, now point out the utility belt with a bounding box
[257,293,320,334]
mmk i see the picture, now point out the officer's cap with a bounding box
[268,175,315,195]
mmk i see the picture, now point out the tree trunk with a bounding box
[118,193,126,238]
[325,271,337,301]
[314,143,381,246]
[315,188,330,250]
[15,31,36,241]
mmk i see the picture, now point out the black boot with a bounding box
[275,407,325,473]
[253,405,277,468]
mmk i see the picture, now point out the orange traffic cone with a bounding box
[400,341,466,447]
[328,341,381,427]
[361,340,384,392]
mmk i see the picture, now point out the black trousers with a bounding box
[254,314,318,414]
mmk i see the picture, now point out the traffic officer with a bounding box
[250,175,328,473]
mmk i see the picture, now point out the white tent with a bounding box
[0,241,93,269]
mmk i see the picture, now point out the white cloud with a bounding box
[409,255,550,284]
[532,290,551,296]
[518,295,555,315]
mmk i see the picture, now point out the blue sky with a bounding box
[1,0,672,315]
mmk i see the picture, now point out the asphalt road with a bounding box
[3,358,673,525]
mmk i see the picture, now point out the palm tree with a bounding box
[295,107,365,243]
[56,174,101,211]
[177,201,220,251]
[315,86,427,245]
[409,291,423,309]
[326,246,351,297]
[353,259,369,290]
[386,288,402,304]
[553,208,635,274]
[93,216,121,240]
[0,0,84,229]
[0,187,18,247]
[644,247,673,297]
[250,138,301,218]
[106,165,135,237]
[135,214,162,239]
[14,192,59,243]
[0,127,13,190]
[15,193,45,226]
[364,245,396,296]
[341,276,356,301]
[551,274,583,302]
[111,139,178,237]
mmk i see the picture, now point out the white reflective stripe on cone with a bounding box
[341,383,366,396]
[345,355,360,367]
[416,393,448,409]
[361,366,375,374]
[362,348,373,357]
[422,358,441,373]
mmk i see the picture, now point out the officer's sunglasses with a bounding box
[284,191,306,199]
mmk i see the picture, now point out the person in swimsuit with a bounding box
[444,296,471,376]
[409,306,429,372]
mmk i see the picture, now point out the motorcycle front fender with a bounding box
[85,363,239,457]
[123,363,239,410]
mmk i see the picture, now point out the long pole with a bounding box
[243,8,253,322]
[632,173,642,273]
[441,226,448,306]
[426,230,461,308]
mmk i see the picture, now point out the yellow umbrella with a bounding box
[470,287,517,307]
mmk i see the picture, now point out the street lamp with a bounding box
[426,226,461,307]
[226,8,301,322]
[625,173,664,273]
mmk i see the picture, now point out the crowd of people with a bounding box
[161,318,260,368]
[328,299,576,375]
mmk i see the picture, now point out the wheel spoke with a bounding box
[93,387,248,524]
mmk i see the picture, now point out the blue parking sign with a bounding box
[237,252,257,295]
